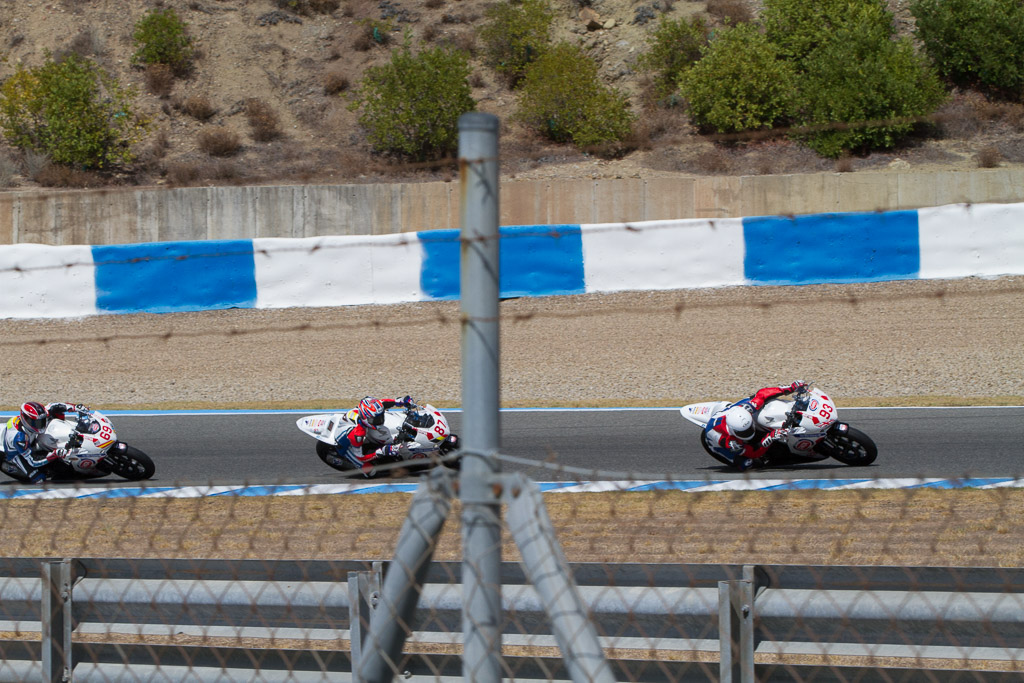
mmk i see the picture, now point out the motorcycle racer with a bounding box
[325,395,416,474]
[1,401,89,483]
[703,381,807,471]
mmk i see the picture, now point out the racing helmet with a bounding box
[19,401,48,435]
[724,405,755,441]
[357,397,386,427]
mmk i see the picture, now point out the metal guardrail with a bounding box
[0,557,1021,682]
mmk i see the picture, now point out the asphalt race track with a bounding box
[9,406,1019,488]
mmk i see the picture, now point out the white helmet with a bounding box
[724,406,755,441]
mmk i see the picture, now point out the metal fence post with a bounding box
[718,579,755,683]
[356,468,455,682]
[347,570,373,682]
[458,111,502,683]
[41,558,75,683]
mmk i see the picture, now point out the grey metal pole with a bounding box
[719,579,755,683]
[356,468,455,682]
[41,559,75,683]
[458,111,503,683]
[503,474,616,683]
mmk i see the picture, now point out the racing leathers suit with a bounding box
[326,398,411,475]
[703,385,800,469]
[0,403,87,483]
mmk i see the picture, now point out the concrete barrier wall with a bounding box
[2,168,1023,245]
[4,202,1022,319]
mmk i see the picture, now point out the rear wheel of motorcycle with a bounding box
[829,427,878,466]
[98,445,155,481]
[316,441,356,471]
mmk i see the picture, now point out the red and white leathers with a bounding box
[703,384,802,467]
[1,402,89,482]
[332,397,411,472]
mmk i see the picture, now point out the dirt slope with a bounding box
[0,0,1021,189]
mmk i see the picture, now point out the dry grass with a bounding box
[144,63,175,98]
[197,127,242,157]
[180,94,217,121]
[244,98,282,142]
[2,488,1022,567]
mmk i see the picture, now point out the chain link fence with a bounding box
[0,470,1022,681]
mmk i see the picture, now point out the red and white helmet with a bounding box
[18,401,48,435]
[357,397,386,427]
[723,405,755,441]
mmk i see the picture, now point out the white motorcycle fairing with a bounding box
[296,403,460,475]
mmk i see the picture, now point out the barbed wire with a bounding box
[0,279,1019,349]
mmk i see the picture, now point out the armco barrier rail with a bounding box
[0,557,1021,682]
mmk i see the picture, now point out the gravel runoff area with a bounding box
[0,277,1022,409]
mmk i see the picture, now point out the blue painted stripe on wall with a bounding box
[93,240,258,314]
[419,225,586,299]
[743,210,920,285]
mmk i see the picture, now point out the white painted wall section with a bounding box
[253,234,427,309]
[580,218,746,293]
[918,202,1024,279]
[0,245,96,319]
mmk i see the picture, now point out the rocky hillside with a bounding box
[0,0,1022,190]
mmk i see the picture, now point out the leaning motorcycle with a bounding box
[680,385,877,469]
[296,402,461,476]
[1,409,155,483]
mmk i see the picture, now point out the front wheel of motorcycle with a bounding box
[98,444,156,481]
[827,427,878,466]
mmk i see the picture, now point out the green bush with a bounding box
[795,30,946,157]
[479,0,554,88]
[637,15,708,101]
[910,0,1024,98]
[132,7,195,76]
[516,42,635,149]
[349,39,476,161]
[678,23,797,134]
[0,54,146,169]
[763,0,893,67]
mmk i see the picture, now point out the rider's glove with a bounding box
[396,395,414,407]
[788,381,807,394]
[74,404,89,413]
[761,428,789,448]
[378,444,404,463]
[47,448,68,462]
[47,404,64,418]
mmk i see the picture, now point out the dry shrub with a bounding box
[55,28,104,61]
[424,0,444,8]
[469,71,485,88]
[707,0,752,24]
[975,145,1002,168]
[198,159,242,182]
[835,153,854,173]
[181,94,217,121]
[0,155,18,188]
[323,68,350,95]
[448,30,476,55]
[422,23,441,44]
[166,162,201,186]
[244,98,282,142]
[144,63,175,97]
[197,127,242,156]
[22,150,51,179]
[694,146,731,174]
[34,164,103,188]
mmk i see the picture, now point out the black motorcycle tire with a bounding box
[98,444,156,481]
[316,441,357,472]
[827,427,878,466]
